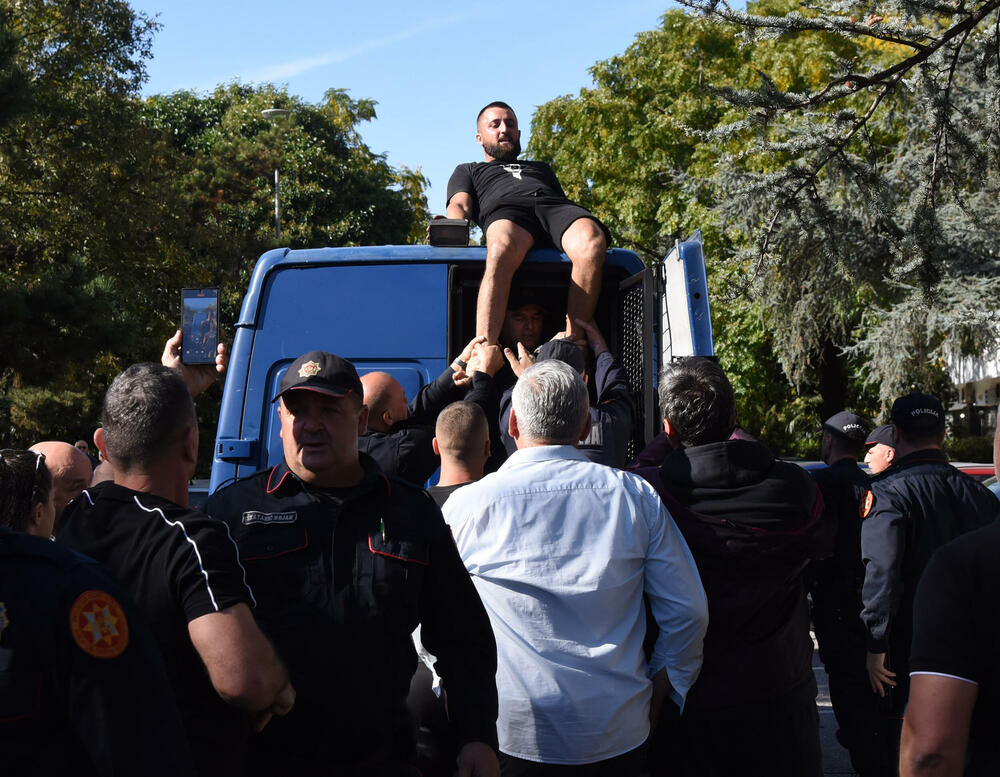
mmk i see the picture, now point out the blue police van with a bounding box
[208,236,713,493]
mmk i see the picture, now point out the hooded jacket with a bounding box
[638,438,829,717]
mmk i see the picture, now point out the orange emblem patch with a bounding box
[298,360,321,378]
[860,490,875,519]
[69,590,129,659]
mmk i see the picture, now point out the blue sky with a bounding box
[130,0,674,209]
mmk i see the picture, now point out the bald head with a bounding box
[361,372,409,432]
[29,441,93,519]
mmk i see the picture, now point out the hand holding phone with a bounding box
[181,288,219,365]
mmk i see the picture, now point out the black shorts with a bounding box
[481,196,610,250]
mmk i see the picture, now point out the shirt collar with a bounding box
[500,444,589,468]
[266,453,390,497]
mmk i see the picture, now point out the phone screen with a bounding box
[181,288,219,365]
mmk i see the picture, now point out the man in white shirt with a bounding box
[443,360,708,775]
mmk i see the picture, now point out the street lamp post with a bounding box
[262,108,291,240]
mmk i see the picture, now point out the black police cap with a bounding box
[890,392,945,435]
[273,351,363,403]
[535,339,586,374]
[823,411,869,443]
[865,424,895,447]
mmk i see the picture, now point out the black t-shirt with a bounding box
[57,481,256,776]
[447,160,567,224]
[910,520,1000,776]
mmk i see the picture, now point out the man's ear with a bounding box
[94,427,109,462]
[182,425,199,467]
[662,418,681,446]
[886,447,895,464]
[578,413,593,442]
[432,437,441,456]
[508,408,520,441]
[358,404,370,435]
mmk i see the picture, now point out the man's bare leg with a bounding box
[478,220,534,344]
[561,218,606,339]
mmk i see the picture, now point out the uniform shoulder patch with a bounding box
[69,590,129,659]
[0,601,8,642]
[860,489,875,519]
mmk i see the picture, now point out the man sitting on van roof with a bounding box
[445,101,609,348]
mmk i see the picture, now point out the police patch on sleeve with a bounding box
[860,490,875,519]
[69,590,129,659]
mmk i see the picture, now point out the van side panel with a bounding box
[211,263,448,491]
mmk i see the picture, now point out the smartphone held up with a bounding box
[181,288,219,365]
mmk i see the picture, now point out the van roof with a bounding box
[237,245,645,327]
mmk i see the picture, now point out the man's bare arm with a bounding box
[900,673,977,777]
[188,603,294,728]
[446,192,474,220]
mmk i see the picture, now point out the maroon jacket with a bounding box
[637,438,829,718]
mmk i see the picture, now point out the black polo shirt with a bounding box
[57,481,256,776]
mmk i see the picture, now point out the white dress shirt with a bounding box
[443,445,708,764]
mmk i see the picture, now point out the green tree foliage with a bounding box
[530,0,997,452]
[0,1,428,452]
[141,83,429,314]
[678,0,1000,405]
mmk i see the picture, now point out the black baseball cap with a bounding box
[823,411,869,443]
[890,392,945,434]
[865,424,895,447]
[272,351,363,402]
[507,285,546,312]
[535,338,585,374]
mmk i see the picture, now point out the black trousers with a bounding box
[499,742,647,777]
[648,681,822,777]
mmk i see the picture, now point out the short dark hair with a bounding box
[657,357,736,447]
[435,401,488,462]
[826,432,865,460]
[895,425,946,450]
[477,101,516,123]
[101,364,195,472]
[0,449,53,532]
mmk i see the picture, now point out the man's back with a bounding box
[0,527,196,777]
[861,449,999,680]
[443,444,706,765]
[638,437,829,715]
[58,480,255,775]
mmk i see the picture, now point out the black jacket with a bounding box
[359,367,464,485]
[860,449,998,669]
[808,459,871,651]
[500,350,636,468]
[205,454,498,765]
[0,528,195,777]
[637,438,829,717]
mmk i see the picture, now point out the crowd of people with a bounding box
[2,100,999,777]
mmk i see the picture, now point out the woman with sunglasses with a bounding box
[0,447,56,538]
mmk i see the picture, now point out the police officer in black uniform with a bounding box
[0,448,195,776]
[808,412,891,776]
[206,351,500,777]
[861,393,1000,769]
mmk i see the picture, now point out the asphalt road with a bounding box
[815,646,858,776]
